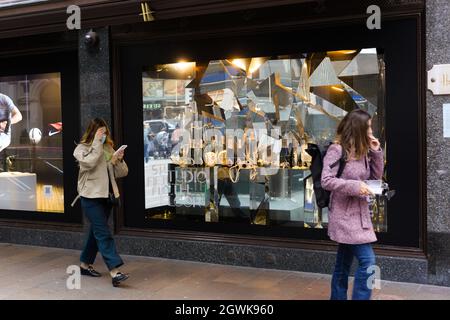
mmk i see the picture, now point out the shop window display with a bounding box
[142,49,387,230]
[0,73,64,213]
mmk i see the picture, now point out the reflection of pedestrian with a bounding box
[171,123,182,151]
[0,93,23,152]
[155,126,170,158]
[144,126,156,158]
[170,123,183,155]
[217,167,247,219]
[143,123,150,163]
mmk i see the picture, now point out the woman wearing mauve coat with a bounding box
[321,109,384,300]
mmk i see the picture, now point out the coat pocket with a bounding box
[329,193,351,218]
[359,198,372,229]
[343,196,354,217]
[329,192,334,211]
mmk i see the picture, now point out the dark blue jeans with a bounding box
[330,243,376,300]
[80,197,123,271]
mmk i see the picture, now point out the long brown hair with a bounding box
[80,118,114,147]
[336,109,371,160]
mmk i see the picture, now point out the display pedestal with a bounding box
[174,167,313,226]
[0,172,37,211]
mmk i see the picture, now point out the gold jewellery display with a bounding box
[204,151,217,167]
[172,144,313,181]
[170,154,194,167]
[170,130,314,183]
[228,159,258,183]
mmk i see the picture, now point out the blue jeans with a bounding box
[80,197,123,271]
[330,243,376,300]
[144,143,149,162]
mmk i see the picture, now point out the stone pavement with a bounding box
[0,243,449,300]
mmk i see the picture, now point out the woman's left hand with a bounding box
[111,150,124,164]
[116,150,124,161]
[369,134,380,151]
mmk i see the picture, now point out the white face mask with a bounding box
[101,134,107,144]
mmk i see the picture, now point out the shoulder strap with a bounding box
[330,144,347,178]
[336,156,346,178]
[108,163,120,198]
[71,159,90,207]
[70,194,80,207]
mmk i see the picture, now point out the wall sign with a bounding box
[428,64,450,95]
[143,103,162,110]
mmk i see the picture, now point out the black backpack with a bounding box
[305,143,346,209]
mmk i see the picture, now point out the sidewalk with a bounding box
[0,243,449,300]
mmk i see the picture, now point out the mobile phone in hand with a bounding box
[114,145,127,156]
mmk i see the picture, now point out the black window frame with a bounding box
[0,50,81,224]
[117,16,424,249]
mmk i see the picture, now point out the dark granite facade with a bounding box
[0,226,84,250]
[78,27,112,133]
[426,0,450,287]
[77,27,114,232]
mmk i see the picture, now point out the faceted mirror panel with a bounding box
[142,49,386,231]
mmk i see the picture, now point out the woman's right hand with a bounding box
[369,134,381,151]
[95,127,106,140]
[359,182,374,196]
